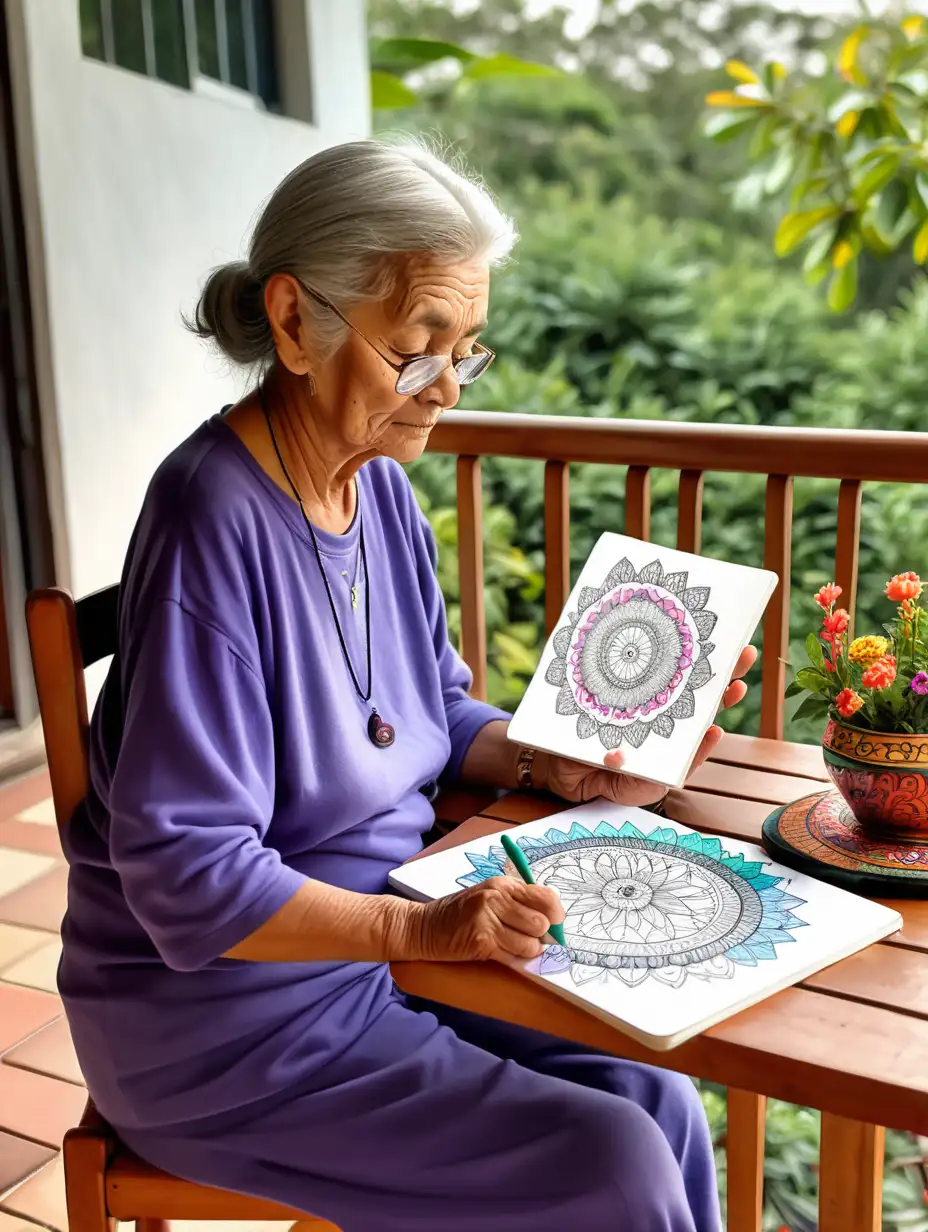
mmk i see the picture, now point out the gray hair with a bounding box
[189,138,517,366]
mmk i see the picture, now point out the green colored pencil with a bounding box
[499,832,567,948]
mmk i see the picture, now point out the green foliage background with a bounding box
[370,3,928,1226]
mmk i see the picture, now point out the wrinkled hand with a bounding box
[409,877,566,964]
[540,645,758,808]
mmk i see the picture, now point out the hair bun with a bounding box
[187,260,274,366]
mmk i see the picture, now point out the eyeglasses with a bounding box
[294,278,495,397]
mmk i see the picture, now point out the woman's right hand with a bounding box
[408,878,566,964]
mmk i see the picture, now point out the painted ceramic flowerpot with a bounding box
[822,719,928,839]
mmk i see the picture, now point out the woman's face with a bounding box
[277,256,491,465]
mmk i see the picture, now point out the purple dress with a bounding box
[60,416,719,1232]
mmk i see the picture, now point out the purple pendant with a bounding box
[368,709,395,748]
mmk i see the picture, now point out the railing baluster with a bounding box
[677,469,705,555]
[760,474,793,740]
[625,466,651,541]
[835,479,862,634]
[456,456,487,702]
[726,1089,766,1232]
[544,461,571,636]
[819,1114,884,1232]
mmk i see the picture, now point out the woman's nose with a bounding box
[417,362,461,411]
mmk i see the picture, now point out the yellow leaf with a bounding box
[726,59,760,85]
[902,15,925,41]
[833,239,855,269]
[836,109,860,138]
[914,218,928,264]
[837,28,868,85]
[774,207,842,258]
[704,90,767,109]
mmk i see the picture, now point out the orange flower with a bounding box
[822,609,850,636]
[835,688,864,717]
[814,583,842,610]
[886,572,923,602]
[861,655,897,690]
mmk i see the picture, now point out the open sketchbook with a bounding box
[508,532,779,789]
[389,802,901,1051]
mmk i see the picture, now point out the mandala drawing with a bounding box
[457,820,807,990]
[545,557,718,749]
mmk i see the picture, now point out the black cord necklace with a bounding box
[259,386,395,749]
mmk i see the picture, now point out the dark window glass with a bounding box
[195,0,221,79]
[111,0,147,74]
[152,0,189,88]
[253,0,279,110]
[226,0,249,90]
[79,0,106,60]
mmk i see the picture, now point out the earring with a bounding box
[307,372,317,397]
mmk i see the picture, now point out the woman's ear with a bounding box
[265,274,314,376]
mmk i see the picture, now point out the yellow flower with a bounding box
[848,635,889,668]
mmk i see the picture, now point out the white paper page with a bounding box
[389,802,902,1050]
[508,533,778,788]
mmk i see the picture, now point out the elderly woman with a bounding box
[60,140,754,1232]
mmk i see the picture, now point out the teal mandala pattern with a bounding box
[458,821,807,989]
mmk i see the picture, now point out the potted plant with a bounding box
[788,573,928,837]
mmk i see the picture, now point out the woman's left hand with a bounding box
[539,645,758,808]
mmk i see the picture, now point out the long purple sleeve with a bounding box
[107,599,307,972]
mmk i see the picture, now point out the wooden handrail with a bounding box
[427,411,928,483]
[427,411,928,745]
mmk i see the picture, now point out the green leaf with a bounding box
[827,258,858,312]
[703,110,759,143]
[805,632,826,669]
[802,224,838,274]
[774,207,841,258]
[463,53,560,82]
[796,667,830,694]
[793,695,832,722]
[369,38,477,70]
[875,178,910,242]
[370,71,418,110]
[853,152,901,207]
[764,145,796,194]
[915,173,928,213]
[785,680,804,699]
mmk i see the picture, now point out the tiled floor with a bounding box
[0,769,295,1232]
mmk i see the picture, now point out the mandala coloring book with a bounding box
[389,802,902,1050]
[508,532,779,789]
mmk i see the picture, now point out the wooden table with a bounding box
[392,732,928,1232]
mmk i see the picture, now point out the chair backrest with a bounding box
[25,585,119,829]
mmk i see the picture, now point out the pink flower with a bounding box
[911,671,928,696]
[886,572,922,602]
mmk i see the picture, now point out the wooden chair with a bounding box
[26,585,340,1232]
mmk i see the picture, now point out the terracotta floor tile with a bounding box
[1,940,60,995]
[0,928,46,975]
[0,853,55,901]
[0,823,60,858]
[0,985,61,1055]
[8,802,54,829]
[0,1153,65,1229]
[3,1019,84,1088]
[0,1133,54,1200]
[0,1212,49,1231]
[0,776,51,827]
[0,1066,87,1148]
[0,866,68,933]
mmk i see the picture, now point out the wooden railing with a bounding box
[427,411,928,739]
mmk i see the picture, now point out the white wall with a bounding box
[7,0,370,599]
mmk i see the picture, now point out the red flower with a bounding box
[814,583,842,610]
[886,572,923,602]
[822,609,850,636]
[835,688,864,717]
[861,655,897,690]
